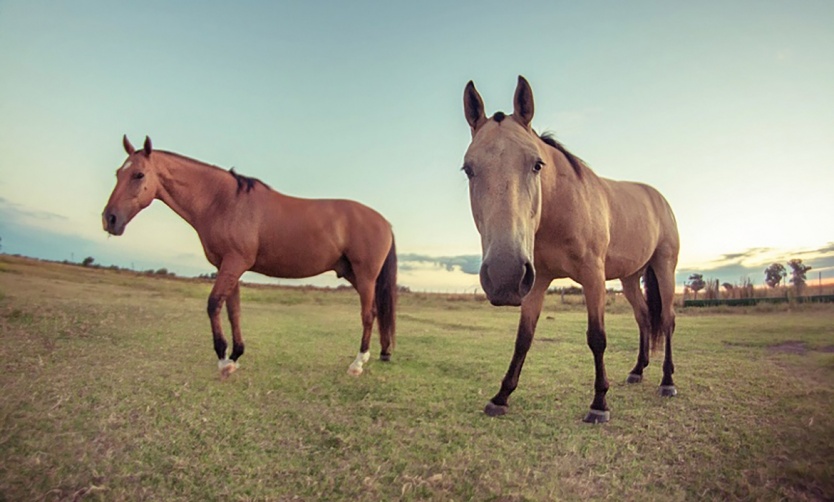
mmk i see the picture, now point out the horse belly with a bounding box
[603,238,656,280]
[250,249,337,279]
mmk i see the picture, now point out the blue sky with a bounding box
[1,1,833,291]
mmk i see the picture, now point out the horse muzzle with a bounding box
[479,258,535,306]
[102,209,125,236]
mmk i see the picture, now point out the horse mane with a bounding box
[158,150,268,194]
[538,132,586,178]
[229,168,266,194]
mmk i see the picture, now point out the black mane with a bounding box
[157,150,269,194]
[538,131,585,178]
[229,168,266,193]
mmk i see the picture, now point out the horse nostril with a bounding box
[108,213,116,227]
[519,261,535,297]
[479,263,493,293]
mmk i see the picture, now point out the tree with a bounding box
[82,256,95,267]
[764,263,786,288]
[787,259,812,291]
[686,273,706,299]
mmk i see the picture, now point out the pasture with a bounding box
[1,255,832,501]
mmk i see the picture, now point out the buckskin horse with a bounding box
[462,76,680,422]
[103,136,396,377]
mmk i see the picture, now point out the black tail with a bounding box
[644,265,664,352]
[375,236,397,355]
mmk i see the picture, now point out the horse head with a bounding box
[102,135,157,236]
[462,76,547,306]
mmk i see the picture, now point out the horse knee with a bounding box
[586,329,607,354]
[207,295,223,317]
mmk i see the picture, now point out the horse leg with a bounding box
[208,257,248,378]
[653,259,678,397]
[347,276,376,376]
[484,278,549,417]
[582,273,610,423]
[227,281,245,364]
[621,274,650,384]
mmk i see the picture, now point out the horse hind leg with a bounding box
[620,274,651,384]
[346,274,376,376]
[651,259,678,397]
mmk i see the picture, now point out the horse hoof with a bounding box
[626,373,643,384]
[583,409,610,424]
[347,366,364,376]
[484,402,509,417]
[219,363,237,379]
[659,385,677,397]
[380,354,391,362]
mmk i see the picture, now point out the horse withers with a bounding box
[462,77,680,423]
[103,136,396,377]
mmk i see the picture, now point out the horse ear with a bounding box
[123,135,135,155]
[464,80,487,133]
[513,75,534,127]
[143,136,152,156]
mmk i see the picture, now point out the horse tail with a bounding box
[375,235,397,354]
[644,265,664,352]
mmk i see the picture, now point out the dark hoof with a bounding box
[659,385,677,397]
[583,409,610,424]
[484,402,509,417]
[626,373,643,384]
[380,353,391,362]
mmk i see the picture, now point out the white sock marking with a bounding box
[347,351,371,375]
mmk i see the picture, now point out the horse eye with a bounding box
[133,172,145,180]
[533,160,544,173]
[462,165,474,179]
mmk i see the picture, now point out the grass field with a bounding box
[1,254,833,501]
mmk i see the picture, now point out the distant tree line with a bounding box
[685,258,816,300]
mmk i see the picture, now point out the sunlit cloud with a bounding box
[399,253,481,275]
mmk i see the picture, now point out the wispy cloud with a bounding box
[399,253,481,275]
[0,197,68,223]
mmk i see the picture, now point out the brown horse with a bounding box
[103,136,396,377]
[462,77,680,423]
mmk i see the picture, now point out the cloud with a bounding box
[398,253,481,275]
[713,247,773,262]
[0,197,68,224]
[813,242,834,255]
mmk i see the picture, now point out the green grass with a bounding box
[1,254,832,501]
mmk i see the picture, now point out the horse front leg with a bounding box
[582,273,610,423]
[208,257,248,379]
[485,279,549,417]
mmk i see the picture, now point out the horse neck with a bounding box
[152,152,231,229]
[541,146,604,222]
